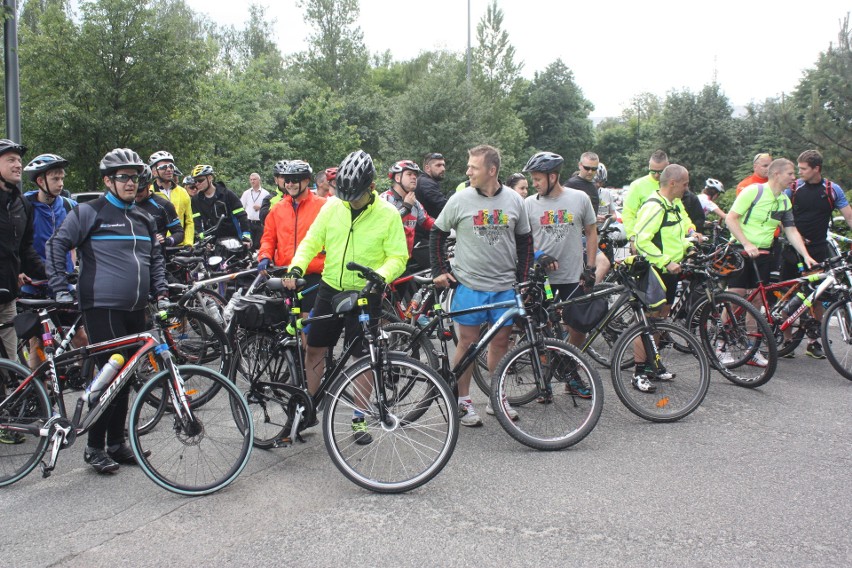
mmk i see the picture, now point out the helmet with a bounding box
[324,167,338,181]
[191,164,214,178]
[148,150,174,167]
[709,247,744,276]
[0,139,26,158]
[336,150,375,202]
[284,160,313,178]
[182,175,196,187]
[522,151,564,173]
[272,160,290,176]
[594,163,608,185]
[99,148,145,176]
[24,153,69,182]
[705,178,724,193]
[137,165,153,190]
[387,160,421,180]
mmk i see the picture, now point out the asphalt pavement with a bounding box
[2,348,850,568]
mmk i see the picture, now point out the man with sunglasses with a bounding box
[46,148,168,473]
[566,151,611,281]
[149,151,193,245]
[622,150,669,240]
[190,164,252,247]
[259,160,289,224]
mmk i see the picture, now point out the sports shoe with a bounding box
[0,429,25,444]
[84,447,120,474]
[458,400,483,427]
[565,376,592,399]
[631,372,657,393]
[107,443,151,465]
[806,341,826,359]
[780,340,796,359]
[747,350,769,367]
[351,417,373,445]
[486,397,519,420]
[716,350,736,365]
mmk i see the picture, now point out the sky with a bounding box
[186,0,851,118]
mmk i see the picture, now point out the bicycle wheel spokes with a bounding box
[323,355,458,493]
[0,360,51,486]
[129,366,253,496]
[821,300,852,381]
[611,322,710,422]
[491,339,603,450]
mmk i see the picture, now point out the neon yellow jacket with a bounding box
[634,191,693,270]
[622,174,659,238]
[152,184,194,245]
[290,191,409,291]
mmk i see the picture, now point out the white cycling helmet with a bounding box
[705,178,724,193]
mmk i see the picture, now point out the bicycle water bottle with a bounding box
[222,288,243,325]
[405,289,425,318]
[784,292,808,315]
[83,354,125,404]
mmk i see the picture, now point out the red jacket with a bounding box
[258,190,327,274]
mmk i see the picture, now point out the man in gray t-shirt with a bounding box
[430,144,533,426]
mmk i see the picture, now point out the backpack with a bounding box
[789,179,835,212]
[644,196,685,252]
[741,184,766,225]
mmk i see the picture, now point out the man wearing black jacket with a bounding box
[414,152,447,268]
[190,164,251,245]
[0,140,45,370]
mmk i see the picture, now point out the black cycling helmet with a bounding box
[99,148,145,176]
[137,165,153,191]
[284,160,313,178]
[336,150,375,203]
[273,159,290,177]
[24,153,69,182]
[387,159,421,180]
[522,151,564,174]
[0,139,26,158]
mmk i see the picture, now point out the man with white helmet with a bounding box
[699,178,727,222]
[149,150,193,244]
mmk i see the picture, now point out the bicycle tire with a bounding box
[610,321,710,422]
[382,322,439,369]
[821,300,852,381]
[229,330,295,449]
[0,358,51,486]
[380,296,402,325]
[126,356,169,436]
[584,301,636,369]
[490,338,603,450]
[696,292,777,388]
[129,365,253,496]
[322,354,458,494]
[471,323,533,400]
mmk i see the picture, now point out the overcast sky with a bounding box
[185,0,851,117]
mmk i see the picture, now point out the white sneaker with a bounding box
[632,373,657,393]
[748,350,768,368]
[458,400,483,427]
[486,397,519,421]
[716,350,736,366]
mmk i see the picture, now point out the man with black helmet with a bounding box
[284,150,407,444]
[190,164,251,246]
[149,150,193,245]
[0,140,45,380]
[259,159,289,223]
[134,165,184,247]
[46,148,168,473]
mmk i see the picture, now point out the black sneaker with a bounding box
[107,443,151,465]
[806,341,825,359]
[84,448,120,474]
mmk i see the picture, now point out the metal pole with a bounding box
[466,0,471,83]
[4,0,22,143]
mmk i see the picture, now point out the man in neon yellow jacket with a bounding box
[622,150,669,239]
[285,150,408,444]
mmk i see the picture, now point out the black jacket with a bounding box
[681,190,705,232]
[191,182,250,240]
[415,173,447,219]
[0,182,46,302]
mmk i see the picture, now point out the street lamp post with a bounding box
[3,0,22,143]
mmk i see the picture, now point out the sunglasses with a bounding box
[283,175,308,184]
[649,169,664,175]
[580,165,597,172]
[193,176,207,184]
[156,163,175,171]
[425,153,444,161]
[112,174,140,183]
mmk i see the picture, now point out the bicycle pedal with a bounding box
[272,437,292,448]
[40,461,54,478]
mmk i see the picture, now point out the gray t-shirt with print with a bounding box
[525,187,596,284]
[435,186,531,291]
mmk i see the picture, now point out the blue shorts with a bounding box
[451,283,515,328]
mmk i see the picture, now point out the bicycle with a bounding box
[228,262,458,493]
[0,299,253,496]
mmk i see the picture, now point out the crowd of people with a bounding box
[0,137,847,467]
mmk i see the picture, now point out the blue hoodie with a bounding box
[23,191,74,294]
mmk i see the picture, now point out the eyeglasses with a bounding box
[580,165,597,172]
[156,163,175,171]
[112,174,140,184]
[649,169,664,175]
[283,175,307,184]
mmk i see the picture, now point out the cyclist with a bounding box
[699,178,727,222]
[780,150,852,359]
[257,160,326,311]
[46,148,169,473]
[431,144,533,426]
[381,159,435,270]
[623,150,669,239]
[259,159,289,223]
[594,163,616,221]
[736,152,772,195]
[283,150,407,444]
[633,164,696,392]
[315,168,335,198]
[149,150,193,245]
[725,158,816,364]
[190,164,251,246]
[134,165,185,247]
[522,151,597,397]
[182,175,198,197]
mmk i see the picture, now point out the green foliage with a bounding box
[473,0,523,103]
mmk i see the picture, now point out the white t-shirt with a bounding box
[241,187,271,221]
[698,193,721,215]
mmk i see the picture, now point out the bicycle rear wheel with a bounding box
[323,354,458,493]
[382,322,439,369]
[821,300,852,381]
[0,359,50,486]
[491,339,603,450]
[129,365,253,496]
[610,321,710,422]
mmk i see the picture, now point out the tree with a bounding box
[593,118,635,188]
[217,3,283,76]
[297,0,369,94]
[473,0,523,102]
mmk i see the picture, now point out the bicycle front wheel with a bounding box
[129,365,253,496]
[491,339,603,450]
[0,359,50,486]
[610,321,710,422]
[821,300,852,381]
[323,354,458,494]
